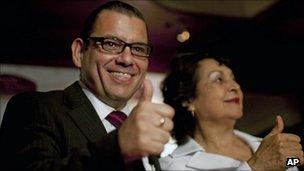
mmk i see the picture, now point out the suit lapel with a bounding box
[63,82,160,171]
[63,82,107,142]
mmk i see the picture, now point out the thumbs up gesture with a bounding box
[266,115,284,137]
[118,79,174,158]
[247,116,303,171]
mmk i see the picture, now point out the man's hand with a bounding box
[118,79,174,159]
[248,115,303,171]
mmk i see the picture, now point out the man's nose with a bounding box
[115,46,133,67]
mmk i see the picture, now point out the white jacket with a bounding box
[159,130,298,171]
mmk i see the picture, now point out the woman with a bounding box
[160,52,302,170]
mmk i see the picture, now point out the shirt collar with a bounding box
[170,130,262,158]
[168,130,262,170]
[167,137,241,170]
[234,129,262,152]
[169,137,203,158]
[79,81,131,120]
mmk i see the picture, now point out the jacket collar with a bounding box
[169,130,262,170]
[63,81,107,142]
[79,81,131,120]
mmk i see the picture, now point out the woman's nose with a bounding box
[229,80,241,92]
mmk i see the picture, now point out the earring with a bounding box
[191,110,195,117]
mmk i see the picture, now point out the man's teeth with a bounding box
[111,72,131,78]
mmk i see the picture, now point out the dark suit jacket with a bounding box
[0,82,158,171]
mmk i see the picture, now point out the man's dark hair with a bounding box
[80,1,147,40]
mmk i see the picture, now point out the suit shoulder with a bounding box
[3,90,66,129]
[11,90,62,102]
[6,90,65,116]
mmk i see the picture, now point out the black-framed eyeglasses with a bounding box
[87,36,153,58]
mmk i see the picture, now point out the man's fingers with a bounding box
[148,128,171,144]
[122,79,175,158]
[266,115,284,138]
[153,103,175,119]
[145,142,165,156]
[139,79,153,102]
[151,115,174,131]
[160,117,174,132]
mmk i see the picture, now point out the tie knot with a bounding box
[105,111,127,129]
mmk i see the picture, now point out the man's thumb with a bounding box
[139,79,153,102]
[266,115,284,138]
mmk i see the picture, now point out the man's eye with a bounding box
[133,46,145,53]
[104,41,120,47]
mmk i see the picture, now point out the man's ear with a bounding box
[71,38,85,68]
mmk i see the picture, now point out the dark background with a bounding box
[1,0,304,94]
[1,1,303,164]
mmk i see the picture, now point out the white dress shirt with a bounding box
[159,130,298,171]
[79,81,155,170]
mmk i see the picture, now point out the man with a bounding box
[0,1,174,170]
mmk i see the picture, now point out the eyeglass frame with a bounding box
[86,36,153,58]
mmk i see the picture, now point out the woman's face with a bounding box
[190,58,243,122]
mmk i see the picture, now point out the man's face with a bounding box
[79,10,149,109]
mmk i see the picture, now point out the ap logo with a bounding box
[286,158,300,166]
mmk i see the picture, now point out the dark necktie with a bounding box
[105,111,127,129]
[106,111,146,170]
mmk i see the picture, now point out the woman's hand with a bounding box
[247,115,303,171]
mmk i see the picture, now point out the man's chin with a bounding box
[110,93,133,102]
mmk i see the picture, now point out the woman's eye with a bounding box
[215,77,223,83]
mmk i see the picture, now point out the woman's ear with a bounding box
[71,38,84,68]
